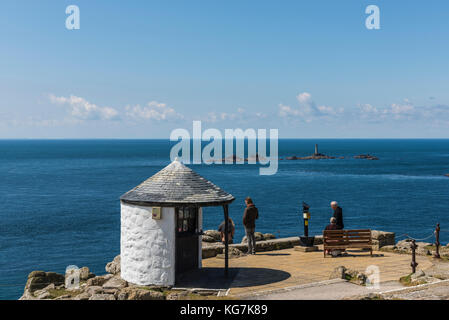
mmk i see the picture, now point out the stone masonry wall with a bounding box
[121,203,175,286]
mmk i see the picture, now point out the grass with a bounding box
[343,270,367,286]
[399,273,427,287]
[139,286,165,292]
[399,274,412,286]
[47,288,82,299]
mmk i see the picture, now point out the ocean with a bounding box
[1,139,449,299]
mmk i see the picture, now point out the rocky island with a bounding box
[281,145,382,161]
[206,144,382,163]
[285,144,336,160]
[206,153,268,163]
[354,154,379,160]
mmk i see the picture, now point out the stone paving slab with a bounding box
[252,280,405,300]
[380,280,449,300]
[202,247,434,297]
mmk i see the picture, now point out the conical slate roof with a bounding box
[120,159,235,207]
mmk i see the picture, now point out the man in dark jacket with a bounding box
[331,201,344,230]
[243,197,258,254]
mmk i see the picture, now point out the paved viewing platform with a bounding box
[198,246,435,298]
[20,234,449,300]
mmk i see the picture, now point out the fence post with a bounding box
[435,223,441,259]
[410,239,418,274]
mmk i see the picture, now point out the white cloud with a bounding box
[317,105,342,115]
[279,92,342,120]
[358,103,379,114]
[389,103,414,115]
[220,112,238,121]
[355,99,449,127]
[3,116,81,128]
[203,112,238,123]
[125,101,183,121]
[203,107,267,123]
[49,94,119,120]
[296,92,319,117]
[49,94,186,122]
[203,112,218,123]
[357,101,416,120]
[278,104,300,117]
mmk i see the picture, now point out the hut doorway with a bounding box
[175,207,199,276]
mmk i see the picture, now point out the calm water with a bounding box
[1,139,449,299]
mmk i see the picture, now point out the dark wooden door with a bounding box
[175,207,199,276]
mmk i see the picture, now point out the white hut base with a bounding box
[120,203,175,286]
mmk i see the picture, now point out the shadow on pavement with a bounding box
[175,267,291,289]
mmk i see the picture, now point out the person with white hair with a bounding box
[325,217,338,230]
[330,201,344,229]
[324,217,340,256]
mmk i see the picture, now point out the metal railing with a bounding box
[395,223,445,274]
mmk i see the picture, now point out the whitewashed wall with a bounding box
[120,203,175,286]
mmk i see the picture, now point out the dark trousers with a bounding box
[245,227,256,253]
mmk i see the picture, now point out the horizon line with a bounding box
[1,138,449,140]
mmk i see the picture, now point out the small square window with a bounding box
[176,207,198,235]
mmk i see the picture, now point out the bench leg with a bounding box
[370,249,373,257]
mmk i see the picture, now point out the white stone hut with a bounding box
[120,159,235,286]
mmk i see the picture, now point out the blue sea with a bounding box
[1,139,449,299]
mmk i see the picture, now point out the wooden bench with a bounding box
[323,229,372,257]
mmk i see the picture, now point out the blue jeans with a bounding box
[245,227,256,253]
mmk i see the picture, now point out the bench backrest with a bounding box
[323,229,372,246]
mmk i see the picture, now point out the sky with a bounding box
[1,0,449,138]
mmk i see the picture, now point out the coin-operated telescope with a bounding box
[299,201,315,247]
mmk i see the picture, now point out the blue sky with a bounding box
[1,0,449,138]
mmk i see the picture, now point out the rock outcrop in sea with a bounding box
[206,153,268,163]
[284,144,336,160]
[204,145,382,163]
[354,154,379,160]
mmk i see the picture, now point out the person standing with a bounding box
[331,201,344,230]
[243,197,258,255]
